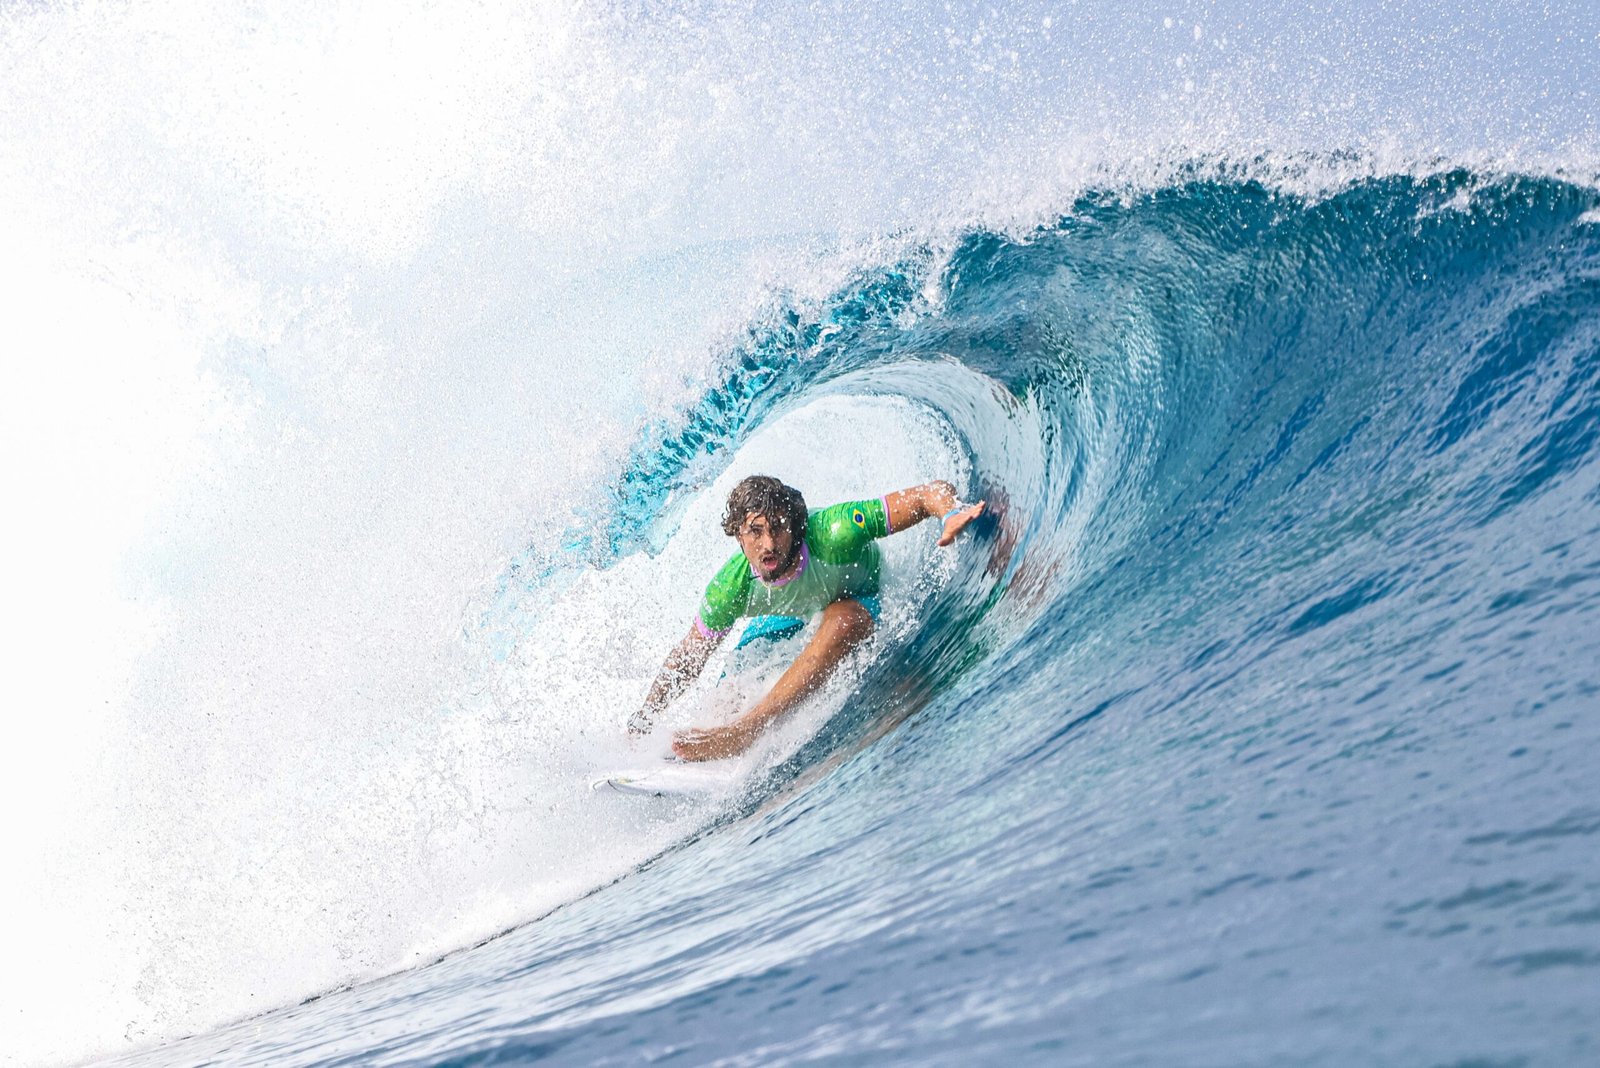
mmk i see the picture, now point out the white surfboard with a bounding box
[590,762,739,798]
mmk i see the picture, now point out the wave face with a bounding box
[8,3,1600,1065]
[103,171,1600,1066]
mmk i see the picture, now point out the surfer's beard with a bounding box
[761,542,800,582]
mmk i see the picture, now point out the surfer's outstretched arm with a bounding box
[629,626,724,735]
[673,596,875,761]
[884,480,986,546]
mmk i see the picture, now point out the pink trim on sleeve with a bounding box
[695,615,732,640]
[881,495,894,534]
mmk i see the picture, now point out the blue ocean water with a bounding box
[9,2,1600,1063]
[90,171,1600,1065]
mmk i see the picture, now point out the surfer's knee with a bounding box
[822,597,875,644]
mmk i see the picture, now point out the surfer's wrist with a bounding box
[940,502,972,531]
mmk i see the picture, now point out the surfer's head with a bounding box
[723,475,807,583]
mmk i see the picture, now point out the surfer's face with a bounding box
[737,512,797,582]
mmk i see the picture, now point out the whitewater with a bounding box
[3,1,1598,1065]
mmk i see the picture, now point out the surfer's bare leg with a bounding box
[672,598,875,761]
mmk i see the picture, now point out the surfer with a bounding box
[629,475,985,761]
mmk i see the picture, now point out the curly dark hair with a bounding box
[722,475,808,540]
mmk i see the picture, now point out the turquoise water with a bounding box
[7,3,1599,1066]
[109,172,1600,1066]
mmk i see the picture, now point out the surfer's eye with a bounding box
[742,516,784,538]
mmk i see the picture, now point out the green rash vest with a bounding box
[696,498,893,637]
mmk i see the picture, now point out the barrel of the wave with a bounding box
[597,478,988,791]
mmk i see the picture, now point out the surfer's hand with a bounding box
[672,719,758,762]
[937,500,986,546]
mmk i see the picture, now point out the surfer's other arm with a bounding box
[884,480,986,546]
[628,625,725,735]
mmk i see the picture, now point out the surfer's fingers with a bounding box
[672,738,712,762]
[671,729,709,755]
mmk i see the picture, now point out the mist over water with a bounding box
[3,1,1597,1065]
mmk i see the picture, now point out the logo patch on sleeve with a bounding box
[851,508,867,529]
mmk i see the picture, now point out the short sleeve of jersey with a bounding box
[698,552,753,634]
[807,499,890,564]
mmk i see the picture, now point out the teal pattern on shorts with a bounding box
[733,595,883,650]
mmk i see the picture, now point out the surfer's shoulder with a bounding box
[807,499,889,563]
